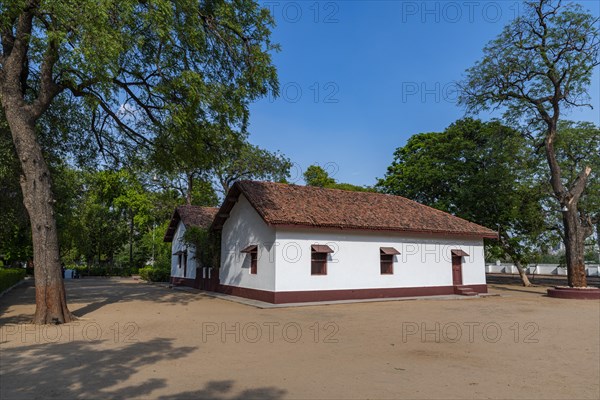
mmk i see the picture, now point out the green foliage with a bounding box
[152,120,291,200]
[187,179,220,207]
[0,0,280,287]
[458,1,599,283]
[150,170,219,207]
[377,118,547,267]
[304,165,374,192]
[212,140,292,194]
[555,121,600,222]
[0,268,26,293]
[0,92,96,265]
[50,166,192,270]
[1,0,279,137]
[304,165,336,188]
[182,227,220,268]
[0,113,32,264]
[69,264,131,277]
[139,265,170,283]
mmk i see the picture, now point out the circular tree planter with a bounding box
[547,286,600,300]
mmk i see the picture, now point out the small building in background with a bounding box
[164,205,219,288]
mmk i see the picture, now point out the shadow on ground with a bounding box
[0,278,216,324]
[156,380,287,400]
[0,338,285,400]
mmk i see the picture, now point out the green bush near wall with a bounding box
[138,265,170,282]
[69,265,134,277]
[0,268,26,293]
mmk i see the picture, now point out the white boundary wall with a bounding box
[486,263,600,277]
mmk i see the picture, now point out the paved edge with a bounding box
[185,289,501,309]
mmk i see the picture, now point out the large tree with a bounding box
[553,121,600,260]
[212,140,291,195]
[0,0,278,323]
[459,0,599,287]
[152,122,229,205]
[152,118,289,200]
[304,164,374,192]
[377,119,547,286]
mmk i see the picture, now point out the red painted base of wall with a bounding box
[547,287,600,300]
[170,277,197,289]
[218,284,488,304]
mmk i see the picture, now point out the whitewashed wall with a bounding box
[170,221,197,279]
[220,194,277,290]
[273,228,486,292]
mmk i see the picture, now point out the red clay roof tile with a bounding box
[212,181,497,238]
[164,205,219,242]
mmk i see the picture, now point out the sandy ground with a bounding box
[1,278,599,400]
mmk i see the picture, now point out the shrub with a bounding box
[138,266,152,281]
[139,266,170,282]
[0,268,27,293]
[70,264,132,277]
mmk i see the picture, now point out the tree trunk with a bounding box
[514,261,532,287]
[499,233,531,287]
[544,126,590,288]
[562,208,587,287]
[129,211,134,269]
[3,107,75,324]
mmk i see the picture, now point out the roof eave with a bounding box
[265,222,499,239]
[163,208,183,243]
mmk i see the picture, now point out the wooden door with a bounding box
[452,255,463,286]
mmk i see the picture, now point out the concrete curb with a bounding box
[197,290,501,309]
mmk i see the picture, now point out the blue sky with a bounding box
[248,1,600,187]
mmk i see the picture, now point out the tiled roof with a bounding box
[211,181,497,238]
[164,205,219,242]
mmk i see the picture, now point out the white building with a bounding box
[164,205,219,288]
[210,181,497,303]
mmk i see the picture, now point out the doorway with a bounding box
[452,255,463,286]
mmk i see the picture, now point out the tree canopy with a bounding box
[377,118,548,285]
[304,165,373,192]
[1,0,280,323]
[458,0,600,287]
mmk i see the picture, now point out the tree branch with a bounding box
[28,38,61,119]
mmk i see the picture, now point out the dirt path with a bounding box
[1,278,598,399]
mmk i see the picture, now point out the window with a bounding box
[250,252,257,274]
[311,252,327,275]
[241,245,258,274]
[174,250,186,269]
[311,245,334,275]
[380,247,400,275]
[183,251,188,277]
[380,254,394,274]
